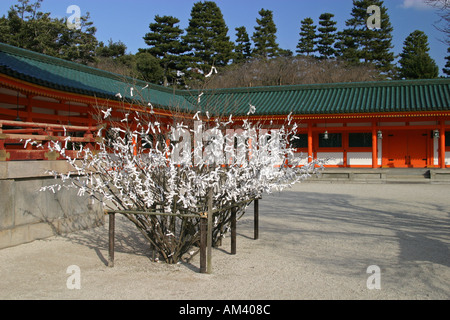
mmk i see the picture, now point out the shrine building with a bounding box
[1,42,450,169]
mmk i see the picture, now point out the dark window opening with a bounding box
[290,134,308,148]
[319,133,342,148]
[349,132,372,148]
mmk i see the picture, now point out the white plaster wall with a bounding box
[434,137,440,166]
[291,152,310,166]
[317,152,344,166]
[378,138,382,166]
[347,152,372,166]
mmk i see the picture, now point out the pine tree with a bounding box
[183,1,234,78]
[337,0,395,76]
[135,52,165,84]
[0,0,60,54]
[0,0,98,64]
[96,39,127,59]
[296,17,317,56]
[234,26,252,63]
[443,46,450,76]
[317,13,337,59]
[398,30,439,79]
[142,15,187,86]
[59,11,98,64]
[252,8,280,58]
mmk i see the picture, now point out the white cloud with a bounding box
[401,0,434,10]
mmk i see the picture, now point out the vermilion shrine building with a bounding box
[1,42,449,169]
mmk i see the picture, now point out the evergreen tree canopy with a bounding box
[135,52,165,84]
[443,46,450,76]
[59,12,97,64]
[317,13,337,59]
[399,30,439,79]
[234,26,252,63]
[252,8,280,58]
[96,39,127,59]
[0,0,97,64]
[0,0,443,86]
[142,15,187,86]
[183,1,234,76]
[336,0,395,76]
[296,17,317,56]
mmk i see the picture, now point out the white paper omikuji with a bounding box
[35,104,326,263]
[41,110,324,211]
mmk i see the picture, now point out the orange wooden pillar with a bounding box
[440,121,446,168]
[132,137,138,157]
[372,125,378,168]
[308,123,313,163]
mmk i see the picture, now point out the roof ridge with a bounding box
[186,78,450,95]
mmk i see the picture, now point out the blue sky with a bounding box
[0,0,448,75]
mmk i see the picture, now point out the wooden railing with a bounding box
[0,120,100,161]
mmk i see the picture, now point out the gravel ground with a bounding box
[0,182,449,300]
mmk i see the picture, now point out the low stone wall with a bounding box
[0,161,104,249]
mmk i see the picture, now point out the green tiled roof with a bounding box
[0,42,194,111]
[185,79,450,116]
[1,42,449,117]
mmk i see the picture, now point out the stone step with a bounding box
[307,168,450,184]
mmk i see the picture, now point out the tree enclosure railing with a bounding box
[105,192,260,274]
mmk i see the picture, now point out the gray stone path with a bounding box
[0,182,449,300]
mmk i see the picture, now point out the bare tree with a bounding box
[425,0,450,45]
[200,56,382,89]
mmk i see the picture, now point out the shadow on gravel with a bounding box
[257,190,450,269]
